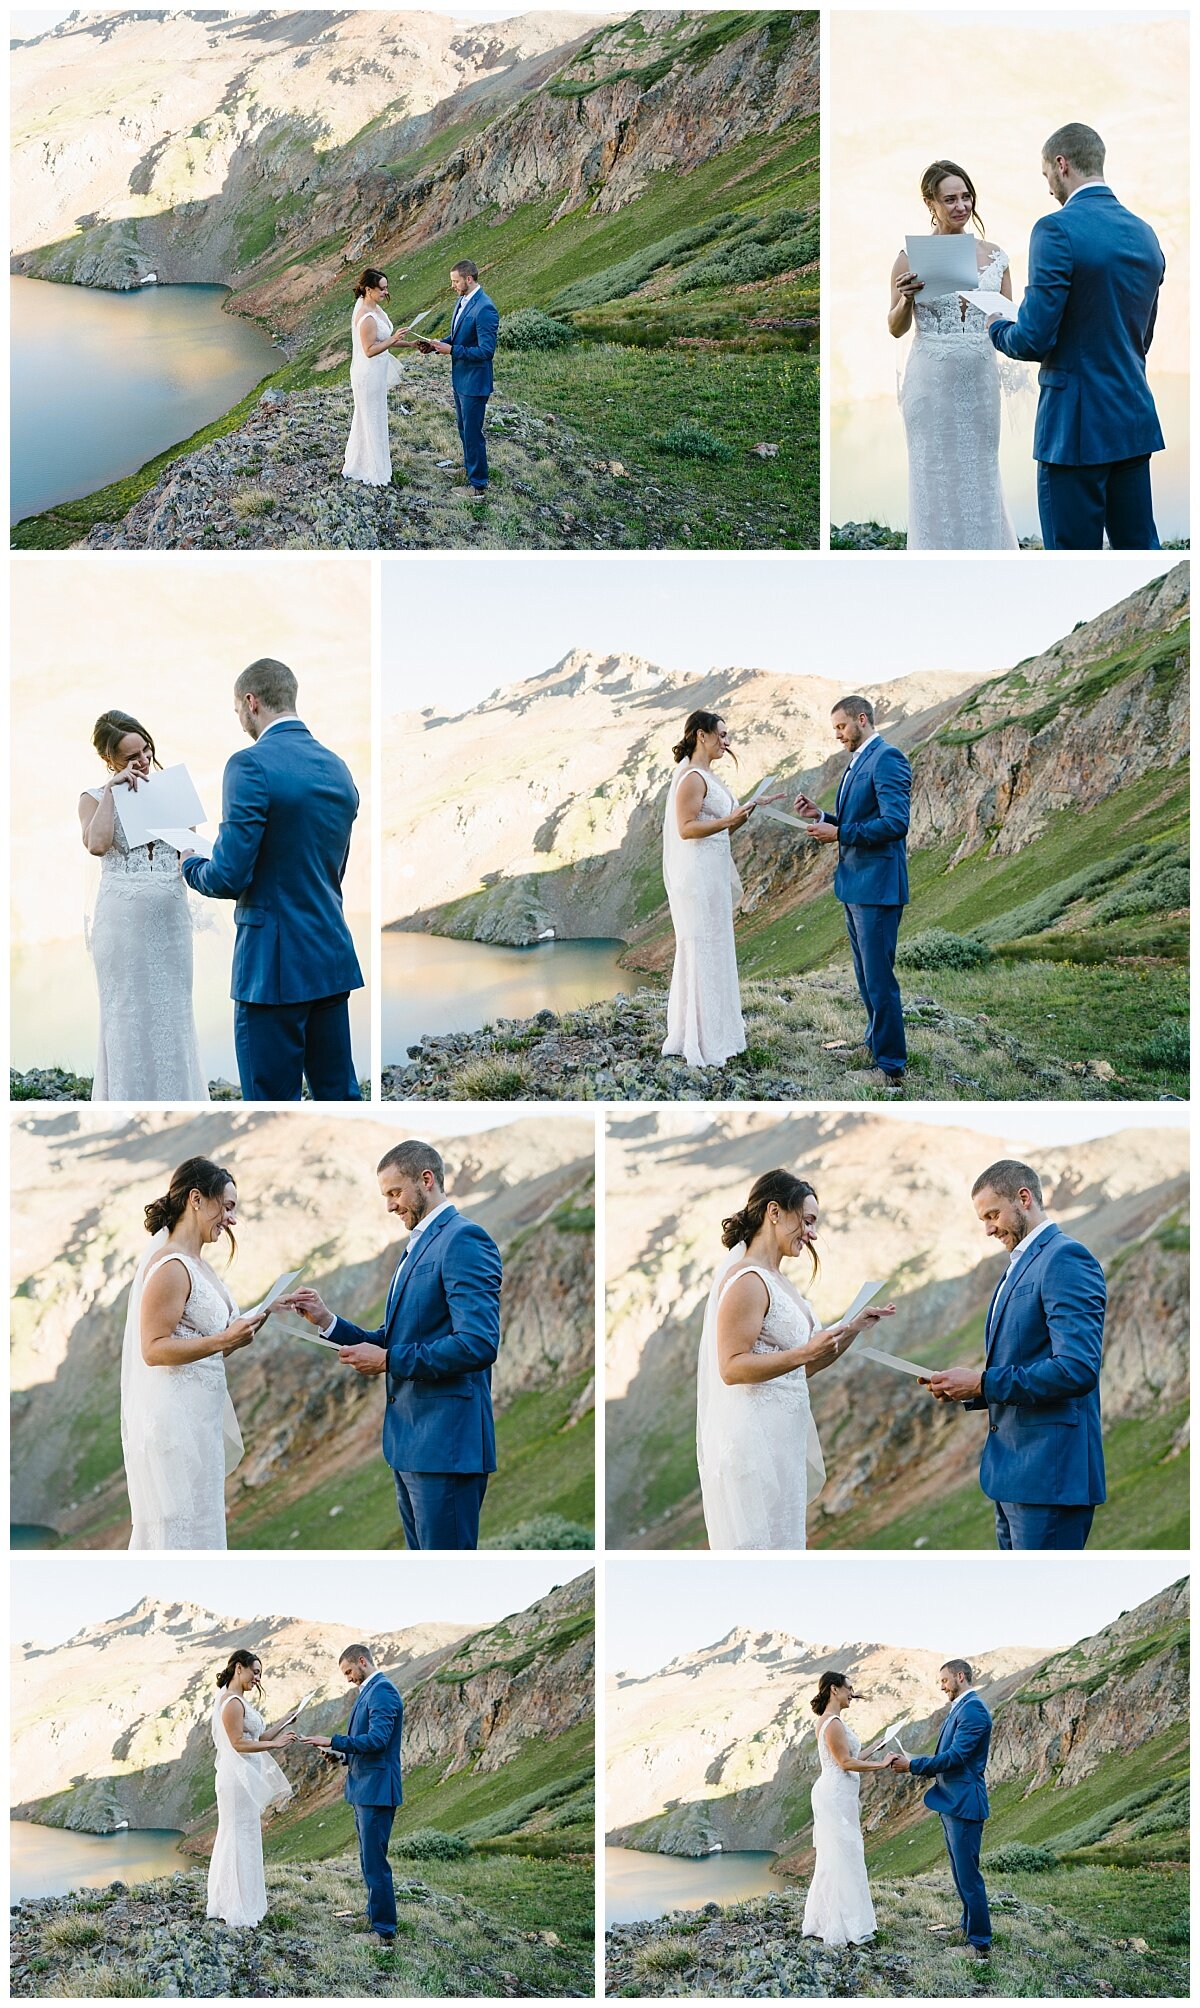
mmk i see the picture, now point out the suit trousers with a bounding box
[1037,455,1159,550]
[454,389,490,488]
[940,1815,991,1948]
[393,1469,489,1550]
[353,1803,397,1936]
[234,992,359,1102]
[994,1500,1095,1550]
[843,903,906,1074]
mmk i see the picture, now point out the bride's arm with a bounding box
[222,1696,296,1754]
[358,312,397,360]
[676,770,753,841]
[139,1260,265,1366]
[823,1716,889,1774]
[79,776,133,856]
[888,250,922,338]
[717,1274,842,1385]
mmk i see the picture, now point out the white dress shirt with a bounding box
[1063,180,1107,205]
[451,283,479,337]
[321,1199,453,1338]
[823,730,879,821]
[986,1216,1055,1340]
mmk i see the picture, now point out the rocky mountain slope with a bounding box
[607,1576,1188,1864]
[605,1109,1189,1548]
[384,656,983,942]
[10,1109,595,1547]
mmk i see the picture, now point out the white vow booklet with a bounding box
[839,1280,889,1327]
[958,289,1018,321]
[905,232,979,298]
[113,764,206,849]
[244,1269,303,1319]
[857,1343,930,1379]
[149,827,214,858]
[874,1716,910,1757]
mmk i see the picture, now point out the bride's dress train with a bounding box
[899,245,1018,550]
[661,764,746,1067]
[696,1251,825,1549]
[803,1717,877,1946]
[120,1233,245,1550]
[207,1694,291,1928]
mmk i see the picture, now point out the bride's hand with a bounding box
[729,803,754,830]
[895,269,923,300]
[846,1303,896,1336]
[106,759,144,793]
[802,1325,845,1369]
[219,1312,266,1355]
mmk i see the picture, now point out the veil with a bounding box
[695,1241,825,1549]
[121,1230,244,1538]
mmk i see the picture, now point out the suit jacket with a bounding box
[449,288,499,399]
[989,185,1165,466]
[333,1204,502,1476]
[825,736,910,907]
[908,1689,991,1822]
[181,718,363,1007]
[966,1223,1107,1508]
[330,1673,403,1809]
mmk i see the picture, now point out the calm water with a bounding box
[605,1847,779,1927]
[11,1820,188,1902]
[11,277,277,521]
[11,917,371,1087]
[11,1526,60,1549]
[831,374,1190,543]
[383,931,630,1063]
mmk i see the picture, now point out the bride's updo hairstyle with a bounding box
[673,709,737,765]
[811,1670,849,1716]
[217,1649,259,1691]
[921,159,985,236]
[145,1156,237,1257]
[354,267,387,299]
[92,710,161,773]
[721,1169,819,1274]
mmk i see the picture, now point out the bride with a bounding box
[80,710,207,1103]
[803,1670,889,1947]
[121,1156,269,1550]
[208,1649,295,1929]
[343,267,410,488]
[661,709,756,1070]
[890,160,1018,549]
[696,1170,895,1549]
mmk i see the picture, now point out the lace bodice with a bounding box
[723,1264,815,1407]
[817,1715,861,1777]
[148,1252,236,1394]
[912,246,1009,346]
[89,789,185,889]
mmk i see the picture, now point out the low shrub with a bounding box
[1138,1020,1189,1072]
[651,421,735,463]
[485,1514,594,1549]
[896,928,991,972]
[984,1842,1058,1872]
[499,309,577,352]
[392,1827,471,1861]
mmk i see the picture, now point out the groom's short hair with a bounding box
[971,1159,1043,1207]
[339,1643,374,1668]
[832,694,874,725]
[378,1139,446,1189]
[451,259,479,280]
[1043,122,1105,177]
[941,1658,973,1684]
[236,657,298,713]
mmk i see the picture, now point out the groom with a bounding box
[988,122,1165,550]
[890,1659,992,1962]
[282,1140,503,1550]
[795,695,911,1085]
[181,658,363,1101]
[305,1643,403,1949]
[924,1159,1107,1550]
[424,259,500,496]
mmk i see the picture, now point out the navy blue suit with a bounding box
[181,718,363,1101]
[448,287,499,489]
[989,184,1165,549]
[332,1204,502,1549]
[908,1690,992,1949]
[820,735,911,1076]
[330,1672,403,1939]
[966,1223,1106,1550]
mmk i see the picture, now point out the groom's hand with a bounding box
[303,1735,333,1749]
[806,821,837,845]
[279,1287,333,1328]
[794,792,821,819]
[338,1342,387,1377]
[429,339,452,354]
[890,1755,911,1773]
[925,1367,983,1403]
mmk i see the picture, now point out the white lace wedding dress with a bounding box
[87,803,207,1103]
[803,1716,877,1946]
[121,1240,245,1550]
[207,1693,291,1928]
[899,245,1018,550]
[696,1255,825,1549]
[343,300,393,486]
[661,764,746,1068]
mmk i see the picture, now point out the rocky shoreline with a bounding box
[384,976,1124,1103]
[10,1068,370,1102]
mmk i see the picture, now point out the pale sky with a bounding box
[643,1105,1189,1148]
[12,1556,591,1649]
[606,1559,1185,1674]
[381,554,1177,716]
